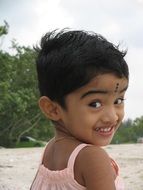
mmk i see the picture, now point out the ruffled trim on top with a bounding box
[38,165,72,182]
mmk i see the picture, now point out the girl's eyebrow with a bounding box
[80,90,107,99]
[80,85,128,99]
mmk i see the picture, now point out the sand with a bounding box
[0,144,143,190]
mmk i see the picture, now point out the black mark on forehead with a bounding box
[114,83,119,93]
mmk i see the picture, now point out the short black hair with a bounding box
[35,29,129,108]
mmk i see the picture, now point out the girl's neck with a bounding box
[55,124,74,139]
[54,136,77,143]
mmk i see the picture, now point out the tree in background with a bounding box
[0,22,54,147]
[112,117,143,144]
[133,116,143,138]
[0,20,9,47]
[0,20,9,36]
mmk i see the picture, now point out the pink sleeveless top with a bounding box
[30,144,124,190]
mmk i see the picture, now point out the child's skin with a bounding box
[39,73,128,190]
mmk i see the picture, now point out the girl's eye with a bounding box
[89,101,102,108]
[114,98,125,105]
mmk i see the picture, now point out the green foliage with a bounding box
[0,20,9,37]
[15,141,42,148]
[0,23,54,147]
[15,140,46,148]
[112,117,143,144]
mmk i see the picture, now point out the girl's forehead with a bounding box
[77,74,128,95]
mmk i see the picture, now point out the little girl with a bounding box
[30,29,129,190]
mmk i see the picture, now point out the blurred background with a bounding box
[0,0,143,148]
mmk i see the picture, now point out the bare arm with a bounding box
[79,146,116,190]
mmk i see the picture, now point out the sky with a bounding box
[0,0,143,120]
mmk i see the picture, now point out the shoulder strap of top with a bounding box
[67,143,91,172]
[40,142,49,164]
[110,158,119,176]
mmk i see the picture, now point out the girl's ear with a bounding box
[38,96,61,121]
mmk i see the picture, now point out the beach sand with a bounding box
[0,144,143,190]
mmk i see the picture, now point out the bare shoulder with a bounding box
[78,145,111,173]
[77,146,116,190]
[80,145,110,163]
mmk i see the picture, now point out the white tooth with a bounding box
[100,127,111,132]
[96,127,112,132]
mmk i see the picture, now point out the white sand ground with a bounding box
[0,144,143,190]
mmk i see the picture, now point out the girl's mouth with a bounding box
[95,126,115,136]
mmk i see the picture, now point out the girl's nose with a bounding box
[101,107,119,125]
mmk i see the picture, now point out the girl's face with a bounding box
[58,73,128,146]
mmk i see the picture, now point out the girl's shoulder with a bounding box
[75,145,116,189]
[75,144,110,170]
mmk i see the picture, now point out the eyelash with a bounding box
[88,98,125,108]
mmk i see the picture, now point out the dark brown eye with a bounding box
[114,98,125,105]
[89,101,102,108]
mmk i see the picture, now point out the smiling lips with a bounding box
[95,126,115,136]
